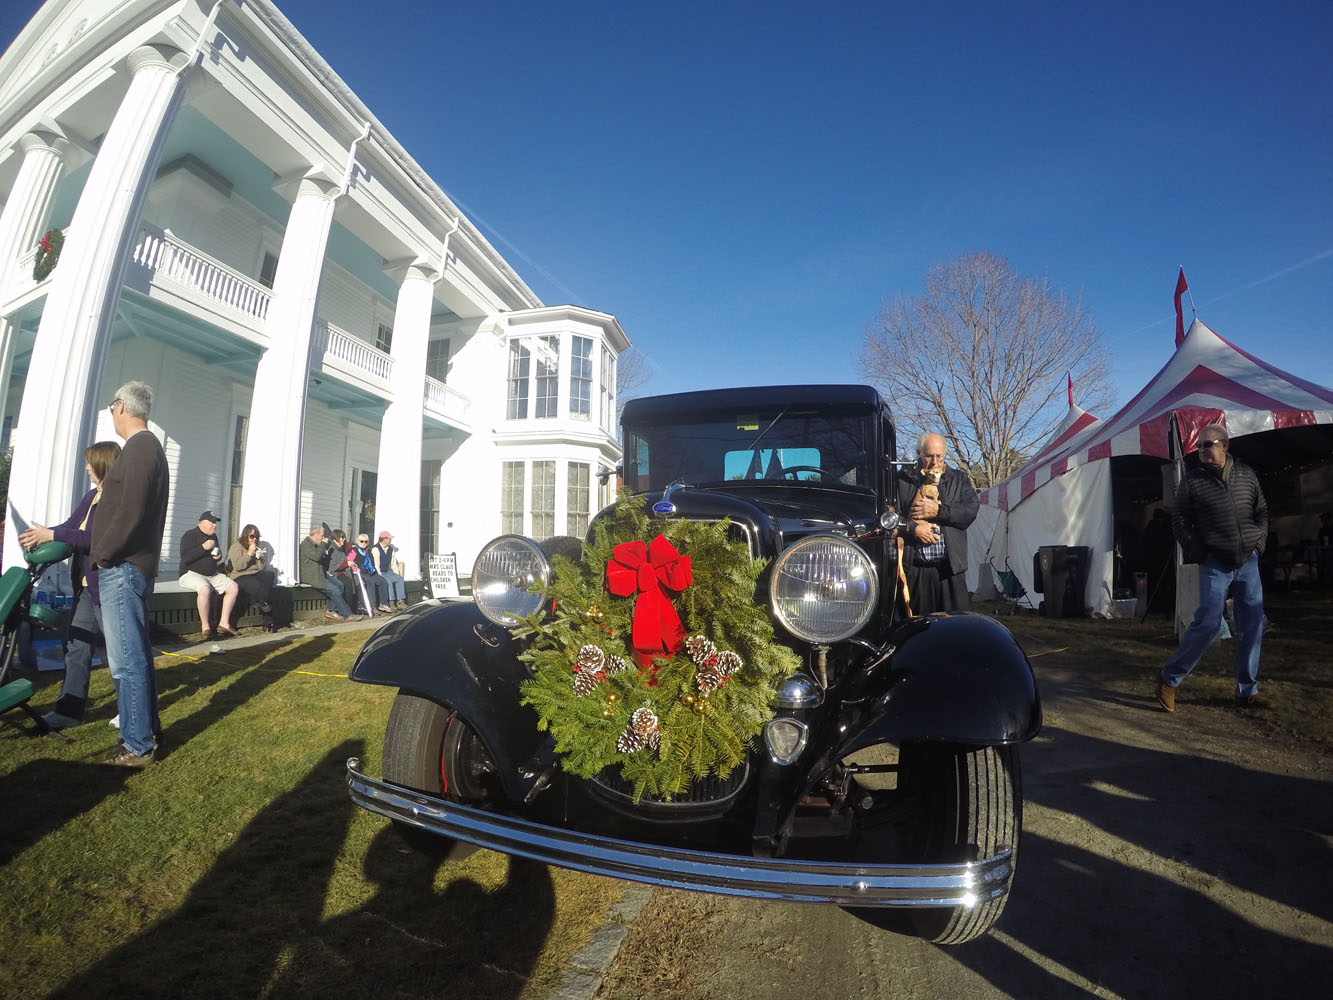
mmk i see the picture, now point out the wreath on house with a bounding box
[33,228,63,281]
[516,488,800,801]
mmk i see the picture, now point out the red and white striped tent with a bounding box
[967,318,1333,615]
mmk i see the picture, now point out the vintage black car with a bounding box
[346,384,1040,944]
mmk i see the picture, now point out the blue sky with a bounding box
[4,1,1330,412]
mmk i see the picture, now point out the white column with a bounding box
[237,172,340,584]
[5,45,187,570]
[373,262,436,582]
[0,127,70,428]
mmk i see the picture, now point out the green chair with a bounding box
[0,540,73,739]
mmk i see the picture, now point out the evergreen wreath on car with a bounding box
[33,228,63,281]
[517,488,800,801]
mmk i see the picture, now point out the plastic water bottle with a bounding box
[35,590,48,606]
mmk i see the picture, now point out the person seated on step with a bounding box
[177,510,239,639]
[227,523,277,631]
[352,532,394,613]
[371,530,408,609]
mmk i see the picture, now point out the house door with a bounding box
[357,470,378,540]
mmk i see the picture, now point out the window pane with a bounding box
[535,336,559,419]
[426,338,450,381]
[507,342,530,419]
[375,321,393,353]
[501,461,525,534]
[567,462,590,536]
[531,460,555,538]
[570,336,592,420]
[420,460,441,556]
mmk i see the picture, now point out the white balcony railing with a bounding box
[311,319,394,383]
[424,374,471,425]
[132,224,273,325]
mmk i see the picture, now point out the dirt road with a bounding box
[596,652,1333,999]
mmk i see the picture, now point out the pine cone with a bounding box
[577,644,606,671]
[696,663,723,696]
[630,707,659,737]
[604,654,629,675]
[572,667,603,696]
[685,635,715,663]
[616,728,645,753]
[715,650,742,676]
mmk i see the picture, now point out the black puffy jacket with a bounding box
[1171,457,1268,569]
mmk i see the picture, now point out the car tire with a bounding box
[901,742,1021,945]
[382,692,498,857]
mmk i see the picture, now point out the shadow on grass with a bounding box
[272,826,557,998]
[0,636,339,866]
[155,635,337,761]
[47,740,364,1000]
[0,759,133,867]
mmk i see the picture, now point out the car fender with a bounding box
[349,601,545,798]
[837,613,1041,756]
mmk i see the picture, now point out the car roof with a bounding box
[622,384,887,423]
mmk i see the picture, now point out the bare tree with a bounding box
[859,251,1114,489]
[615,345,653,418]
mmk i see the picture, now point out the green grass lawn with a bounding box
[0,631,621,1000]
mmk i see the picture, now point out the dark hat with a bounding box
[198,510,221,523]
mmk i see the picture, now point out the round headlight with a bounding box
[769,534,878,643]
[472,535,552,626]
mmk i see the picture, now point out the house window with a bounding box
[599,345,614,433]
[535,336,560,419]
[570,336,592,420]
[531,460,556,538]
[501,461,525,534]
[426,338,450,381]
[375,320,393,353]
[420,460,441,556]
[567,462,590,536]
[507,341,530,419]
[258,250,279,289]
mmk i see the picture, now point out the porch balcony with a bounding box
[424,374,471,430]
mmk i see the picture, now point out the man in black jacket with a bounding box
[1157,424,1269,712]
[895,432,979,614]
[90,381,169,766]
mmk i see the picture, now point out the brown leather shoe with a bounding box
[1156,681,1176,713]
[1235,692,1270,708]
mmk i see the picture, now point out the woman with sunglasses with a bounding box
[228,524,277,631]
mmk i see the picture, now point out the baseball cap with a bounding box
[198,510,221,523]
[378,530,392,539]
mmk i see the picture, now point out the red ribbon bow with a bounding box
[606,534,692,665]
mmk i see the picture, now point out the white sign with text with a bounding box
[427,552,461,599]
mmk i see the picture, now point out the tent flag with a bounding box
[1174,268,1189,347]
[1067,371,1074,406]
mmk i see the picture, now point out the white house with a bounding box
[0,0,628,591]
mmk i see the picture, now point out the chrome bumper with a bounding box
[346,758,1012,908]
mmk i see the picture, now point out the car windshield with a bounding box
[623,404,876,492]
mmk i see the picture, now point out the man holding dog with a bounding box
[895,432,979,615]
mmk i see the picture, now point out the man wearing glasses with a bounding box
[1157,424,1269,712]
[90,382,170,765]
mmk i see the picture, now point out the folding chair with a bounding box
[0,540,73,740]
[993,562,1034,614]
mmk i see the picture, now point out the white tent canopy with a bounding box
[968,318,1333,615]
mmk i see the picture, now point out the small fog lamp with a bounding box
[763,718,809,764]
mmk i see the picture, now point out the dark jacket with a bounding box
[51,487,101,603]
[90,429,169,579]
[896,465,980,576]
[1172,456,1268,569]
[178,526,225,578]
[298,536,333,588]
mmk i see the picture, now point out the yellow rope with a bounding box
[1026,646,1069,658]
[151,646,348,677]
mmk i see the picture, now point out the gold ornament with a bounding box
[584,602,607,623]
[682,692,696,706]
[605,691,618,703]
[691,699,706,715]
[602,706,616,718]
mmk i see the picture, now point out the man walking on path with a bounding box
[90,381,170,765]
[1157,423,1269,712]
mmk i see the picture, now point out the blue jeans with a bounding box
[99,563,160,755]
[50,590,104,721]
[320,574,352,618]
[1161,553,1264,697]
[379,570,406,602]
